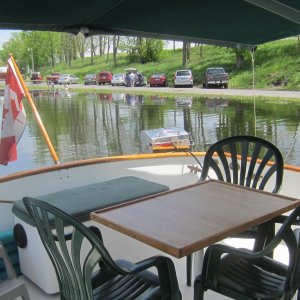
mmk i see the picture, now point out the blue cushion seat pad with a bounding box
[12,176,169,226]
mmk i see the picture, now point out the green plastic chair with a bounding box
[187,135,284,286]
[0,241,30,300]
[194,205,300,300]
[199,135,283,192]
[23,197,182,300]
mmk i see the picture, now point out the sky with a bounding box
[0,30,17,46]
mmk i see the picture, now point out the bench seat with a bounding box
[12,176,169,226]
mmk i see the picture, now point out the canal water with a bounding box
[1,90,300,176]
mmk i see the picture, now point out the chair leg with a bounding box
[194,275,205,300]
[1,281,30,300]
[186,254,192,286]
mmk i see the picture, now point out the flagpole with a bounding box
[9,54,60,164]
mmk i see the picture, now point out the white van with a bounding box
[174,69,193,87]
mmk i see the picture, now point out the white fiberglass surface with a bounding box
[224,238,289,265]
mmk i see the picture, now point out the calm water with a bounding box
[1,89,300,176]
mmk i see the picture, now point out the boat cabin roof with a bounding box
[0,1,299,49]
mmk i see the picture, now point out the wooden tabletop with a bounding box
[90,180,300,258]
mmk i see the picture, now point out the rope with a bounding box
[170,142,211,179]
[249,47,298,163]
[284,129,299,162]
[250,48,257,137]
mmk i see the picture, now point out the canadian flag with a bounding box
[0,57,26,165]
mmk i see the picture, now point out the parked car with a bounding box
[84,74,97,85]
[98,71,113,85]
[203,67,229,88]
[174,70,193,87]
[30,72,43,83]
[58,74,79,85]
[124,68,147,87]
[149,73,167,87]
[0,66,7,81]
[111,73,126,86]
[46,72,61,84]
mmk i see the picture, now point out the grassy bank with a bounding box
[40,38,300,90]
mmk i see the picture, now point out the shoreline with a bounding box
[2,82,300,99]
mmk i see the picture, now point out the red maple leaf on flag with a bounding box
[0,57,26,165]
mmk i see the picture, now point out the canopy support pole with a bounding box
[250,49,256,137]
[245,0,300,24]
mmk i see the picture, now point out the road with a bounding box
[30,82,300,99]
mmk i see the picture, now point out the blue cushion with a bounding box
[12,176,169,226]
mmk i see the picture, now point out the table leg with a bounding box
[186,249,204,286]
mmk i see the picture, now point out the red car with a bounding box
[149,73,167,87]
[30,72,43,84]
[46,72,61,84]
[98,71,113,85]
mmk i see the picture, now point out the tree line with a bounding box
[0,31,255,73]
[0,31,166,72]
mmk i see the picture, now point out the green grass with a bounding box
[40,38,300,90]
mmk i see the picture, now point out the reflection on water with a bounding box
[150,95,168,105]
[176,96,193,107]
[1,90,300,175]
[112,93,126,101]
[125,94,144,106]
[205,97,228,108]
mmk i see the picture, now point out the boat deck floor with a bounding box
[17,237,297,300]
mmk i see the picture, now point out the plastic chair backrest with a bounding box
[258,206,300,291]
[23,197,124,300]
[200,135,283,193]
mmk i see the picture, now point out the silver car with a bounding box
[58,74,79,85]
[174,70,193,87]
[84,74,97,85]
[111,73,126,86]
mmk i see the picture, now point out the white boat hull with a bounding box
[0,153,203,231]
[1,152,300,299]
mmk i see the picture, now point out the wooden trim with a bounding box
[0,151,299,183]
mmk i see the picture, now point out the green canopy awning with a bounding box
[1,0,299,49]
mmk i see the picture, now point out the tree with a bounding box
[98,36,107,56]
[47,32,61,68]
[182,41,187,68]
[0,31,62,72]
[199,44,203,62]
[235,48,245,69]
[187,42,191,63]
[121,37,163,63]
[90,36,94,65]
[106,37,111,62]
[0,33,24,67]
[61,33,77,67]
[76,33,88,61]
[113,35,120,65]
